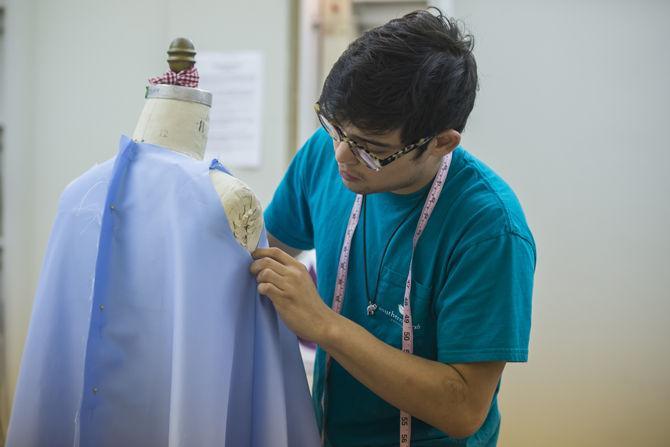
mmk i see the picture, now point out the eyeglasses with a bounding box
[314,103,433,171]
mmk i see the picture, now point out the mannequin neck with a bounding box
[132,97,210,160]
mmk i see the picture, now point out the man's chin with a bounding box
[340,178,369,194]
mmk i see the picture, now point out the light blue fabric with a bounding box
[265,128,536,446]
[7,136,319,447]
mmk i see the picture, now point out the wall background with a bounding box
[455,1,670,445]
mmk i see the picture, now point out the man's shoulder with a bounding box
[293,128,342,197]
[443,148,534,248]
[294,127,333,169]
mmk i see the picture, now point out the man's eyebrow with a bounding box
[348,133,392,148]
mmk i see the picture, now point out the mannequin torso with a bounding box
[132,85,263,251]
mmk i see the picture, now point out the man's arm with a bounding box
[323,311,504,438]
[250,247,504,438]
[267,231,303,258]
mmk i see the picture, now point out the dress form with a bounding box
[132,38,263,251]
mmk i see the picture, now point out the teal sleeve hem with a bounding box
[264,212,315,251]
[438,348,528,364]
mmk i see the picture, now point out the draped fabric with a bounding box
[7,136,319,447]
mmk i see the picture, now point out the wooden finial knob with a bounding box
[167,37,196,73]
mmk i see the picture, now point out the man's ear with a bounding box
[429,129,461,157]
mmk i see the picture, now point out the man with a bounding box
[250,9,535,447]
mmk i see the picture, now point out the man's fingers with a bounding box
[256,268,286,290]
[250,256,288,276]
[252,247,296,266]
[257,282,283,300]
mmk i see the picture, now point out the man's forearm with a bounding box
[319,311,484,438]
[267,232,303,257]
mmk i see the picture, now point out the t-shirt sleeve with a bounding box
[264,134,317,251]
[435,232,536,364]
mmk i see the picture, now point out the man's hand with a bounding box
[250,247,335,343]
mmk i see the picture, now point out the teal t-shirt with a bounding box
[264,128,536,446]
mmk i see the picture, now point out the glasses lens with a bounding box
[317,113,341,142]
[352,146,382,171]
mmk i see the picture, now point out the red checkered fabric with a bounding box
[148,67,199,88]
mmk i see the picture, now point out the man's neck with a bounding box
[390,158,442,195]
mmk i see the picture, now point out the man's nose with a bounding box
[333,140,359,165]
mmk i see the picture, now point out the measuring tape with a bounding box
[321,153,452,446]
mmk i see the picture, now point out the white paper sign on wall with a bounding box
[198,51,263,168]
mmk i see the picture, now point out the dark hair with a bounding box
[319,8,478,149]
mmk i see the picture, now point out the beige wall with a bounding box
[455,1,670,445]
